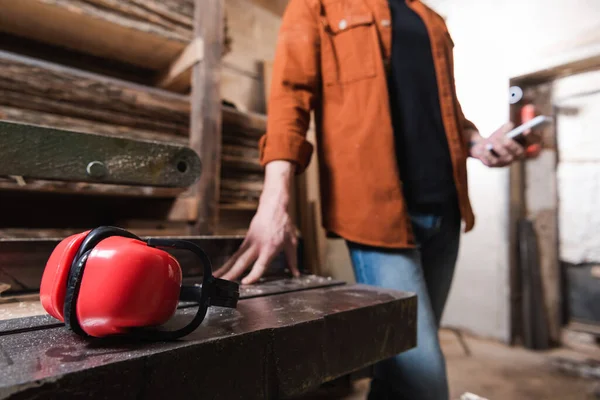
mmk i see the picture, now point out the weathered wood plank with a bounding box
[0,49,266,219]
[0,51,266,207]
[0,285,417,399]
[0,106,187,144]
[0,179,184,198]
[0,0,193,70]
[0,275,344,326]
[0,120,201,188]
[189,0,224,234]
[0,49,267,142]
[0,50,190,136]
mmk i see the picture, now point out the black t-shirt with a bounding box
[387,0,456,209]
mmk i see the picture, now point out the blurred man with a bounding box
[217,0,540,398]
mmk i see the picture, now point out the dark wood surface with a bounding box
[190,0,224,234]
[0,285,417,399]
[0,276,345,335]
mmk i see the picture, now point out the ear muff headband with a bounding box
[64,226,140,336]
[63,227,240,341]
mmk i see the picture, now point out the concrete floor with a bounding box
[303,329,599,400]
[441,330,596,399]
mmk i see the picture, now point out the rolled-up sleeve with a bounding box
[457,100,478,133]
[258,0,319,174]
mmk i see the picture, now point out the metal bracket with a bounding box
[0,120,202,188]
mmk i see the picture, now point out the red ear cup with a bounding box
[40,227,240,340]
[75,237,181,337]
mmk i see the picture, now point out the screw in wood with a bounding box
[86,161,107,178]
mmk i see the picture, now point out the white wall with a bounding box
[430,0,600,341]
[555,70,600,264]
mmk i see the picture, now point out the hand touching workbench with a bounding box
[214,160,300,285]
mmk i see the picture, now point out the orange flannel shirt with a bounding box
[259,0,477,248]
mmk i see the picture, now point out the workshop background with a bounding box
[0,0,599,398]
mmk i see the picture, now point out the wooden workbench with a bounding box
[0,280,416,399]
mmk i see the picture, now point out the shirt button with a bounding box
[381,19,391,27]
[338,19,347,30]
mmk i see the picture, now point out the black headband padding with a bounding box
[61,227,240,341]
[71,226,141,274]
[63,250,91,336]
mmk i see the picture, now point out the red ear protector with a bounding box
[40,226,239,340]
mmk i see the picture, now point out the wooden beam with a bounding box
[0,106,187,145]
[157,37,205,91]
[0,50,190,136]
[0,0,193,70]
[190,0,224,234]
[0,179,184,198]
[0,120,202,188]
[0,50,266,217]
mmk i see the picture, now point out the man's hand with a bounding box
[214,161,300,285]
[469,122,541,167]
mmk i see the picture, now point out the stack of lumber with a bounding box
[0,0,285,235]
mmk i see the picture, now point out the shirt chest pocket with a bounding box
[320,2,379,85]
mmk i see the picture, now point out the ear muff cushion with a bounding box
[63,226,142,336]
[40,231,89,322]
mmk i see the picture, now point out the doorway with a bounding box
[508,60,600,347]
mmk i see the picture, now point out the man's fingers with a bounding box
[497,122,515,135]
[221,245,259,282]
[213,240,251,278]
[242,249,277,285]
[481,146,499,167]
[284,239,300,278]
[492,142,511,159]
[504,138,524,158]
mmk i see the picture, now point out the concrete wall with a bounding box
[429,0,600,341]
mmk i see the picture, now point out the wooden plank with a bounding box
[0,276,344,325]
[189,0,224,234]
[0,285,417,399]
[157,37,205,91]
[0,120,201,188]
[0,50,267,141]
[0,179,184,198]
[523,83,560,345]
[0,106,186,145]
[0,0,193,70]
[0,51,265,208]
[0,50,190,136]
[0,49,267,215]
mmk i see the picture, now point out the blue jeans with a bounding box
[347,201,461,400]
